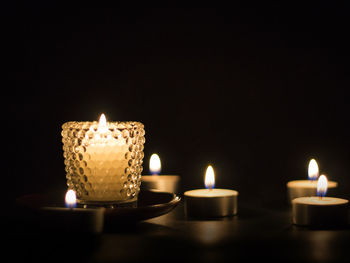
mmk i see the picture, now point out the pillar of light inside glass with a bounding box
[61,114,145,205]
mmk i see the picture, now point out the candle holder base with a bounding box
[292,197,349,227]
[16,190,181,231]
[81,201,137,209]
[78,196,138,208]
[184,190,238,218]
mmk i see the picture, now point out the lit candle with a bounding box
[286,159,338,203]
[150,153,161,174]
[141,153,180,193]
[65,189,77,208]
[292,175,348,227]
[82,114,129,202]
[62,114,145,205]
[184,165,238,218]
[42,190,105,233]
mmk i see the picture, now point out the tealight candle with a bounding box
[141,153,180,193]
[292,175,348,227]
[61,114,145,205]
[42,190,105,233]
[184,165,238,218]
[286,159,337,203]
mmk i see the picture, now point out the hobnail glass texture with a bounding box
[61,121,145,204]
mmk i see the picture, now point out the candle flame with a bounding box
[317,174,328,197]
[308,159,319,180]
[98,113,108,133]
[205,165,215,190]
[65,189,77,208]
[150,153,161,175]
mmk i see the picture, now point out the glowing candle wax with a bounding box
[286,159,337,203]
[82,114,129,202]
[292,175,348,227]
[141,153,180,193]
[62,114,145,204]
[184,165,238,218]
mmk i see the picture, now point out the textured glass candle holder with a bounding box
[62,121,145,205]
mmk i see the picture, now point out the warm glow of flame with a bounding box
[65,189,77,208]
[308,159,319,180]
[97,113,108,133]
[205,165,215,190]
[317,174,328,197]
[150,153,161,174]
[99,113,107,126]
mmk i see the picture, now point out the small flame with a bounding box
[205,165,215,190]
[65,189,77,208]
[317,174,328,197]
[150,153,161,175]
[97,113,108,133]
[308,159,319,180]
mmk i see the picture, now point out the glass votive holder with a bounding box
[61,120,145,205]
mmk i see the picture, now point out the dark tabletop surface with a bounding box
[5,199,350,263]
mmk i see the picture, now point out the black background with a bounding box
[4,2,350,206]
